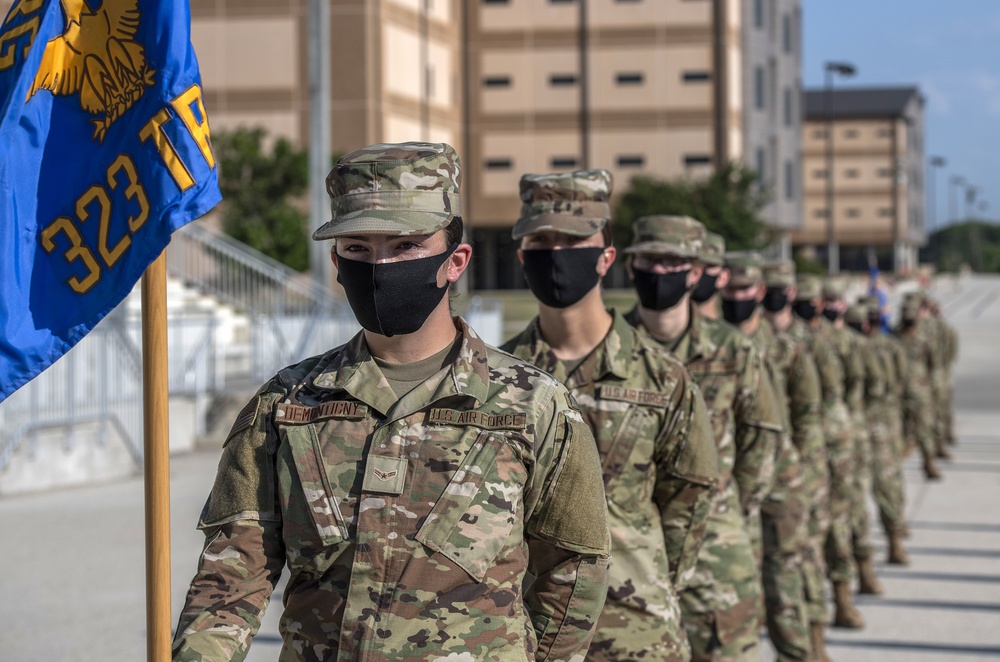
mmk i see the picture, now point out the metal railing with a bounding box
[167,222,337,314]
[0,315,221,474]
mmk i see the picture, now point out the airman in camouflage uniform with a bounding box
[692,232,729,321]
[846,300,909,565]
[172,143,612,662]
[822,279,884,597]
[930,300,960,447]
[722,255,816,662]
[894,292,943,480]
[624,216,784,662]
[924,297,958,457]
[502,170,721,661]
[788,276,864,630]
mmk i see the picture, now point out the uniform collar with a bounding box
[519,309,630,387]
[311,318,491,420]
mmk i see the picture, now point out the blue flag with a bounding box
[0,0,221,401]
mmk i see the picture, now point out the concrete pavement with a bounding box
[1,275,998,661]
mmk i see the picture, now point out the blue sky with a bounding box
[803,1,999,230]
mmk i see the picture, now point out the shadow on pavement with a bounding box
[908,520,1000,534]
[876,570,1000,584]
[826,640,1000,656]
[856,598,1000,613]
[903,546,1000,559]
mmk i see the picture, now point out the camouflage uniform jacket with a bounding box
[502,310,720,600]
[626,307,782,518]
[755,322,827,490]
[173,319,612,662]
[851,330,888,408]
[819,322,868,418]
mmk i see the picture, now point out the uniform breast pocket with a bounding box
[279,423,356,547]
[415,431,524,582]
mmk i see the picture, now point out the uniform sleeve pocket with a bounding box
[282,424,351,545]
[416,431,514,582]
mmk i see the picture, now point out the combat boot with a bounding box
[923,457,943,480]
[887,533,910,566]
[936,445,952,460]
[832,581,865,629]
[857,558,884,595]
[810,621,832,662]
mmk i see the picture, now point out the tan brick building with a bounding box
[795,86,925,272]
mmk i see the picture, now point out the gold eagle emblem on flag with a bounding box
[27,0,156,142]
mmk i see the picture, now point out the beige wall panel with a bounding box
[386,0,453,23]
[383,24,423,100]
[191,18,298,91]
[477,0,580,32]
[589,45,713,112]
[479,131,581,196]
[589,0,711,27]
[427,38,455,108]
[384,114,425,144]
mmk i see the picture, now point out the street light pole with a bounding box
[309,0,332,300]
[928,156,946,233]
[824,61,855,275]
[948,175,965,223]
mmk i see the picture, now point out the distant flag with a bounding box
[0,0,221,402]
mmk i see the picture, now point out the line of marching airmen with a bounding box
[171,145,958,662]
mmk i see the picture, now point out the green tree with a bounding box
[921,220,1000,273]
[612,162,772,250]
[214,127,309,271]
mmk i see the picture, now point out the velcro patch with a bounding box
[276,401,368,424]
[599,385,670,408]
[428,408,527,430]
[226,396,260,442]
[361,455,407,495]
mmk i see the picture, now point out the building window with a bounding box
[550,74,578,86]
[812,128,827,139]
[756,148,766,178]
[618,155,645,168]
[754,0,764,28]
[878,208,894,217]
[844,168,860,179]
[683,71,711,82]
[485,158,512,169]
[482,0,509,4]
[684,155,712,167]
[783,87,793,126]
[550,0,575,4]
[845,208,861,218]
[754,67,765,110]
[616,0,642,3]
[844,129,859,139]
[784,160,795,200]
[616,72,644,85]
[877,127,893,138]
[878,167,893,178]
[782,14,792,53]
[550,157,578,169]
[483,76,511,88]
[813,208,828,218]
[813,169,828,179]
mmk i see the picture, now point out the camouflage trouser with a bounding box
[823,403,856,585]
[944,370,957,444]
[932,372,952,453]
[871,403,907,536]
[799,460,830,625]
[760,436,812,661]
[589,600,691,662]
[679,483,761,662]
[849,420,874,562]
[903,382,936,464]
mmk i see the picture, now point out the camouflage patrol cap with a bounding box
[625,215,706,258]
[844,304,868,325]
[313,142,462,240]
[512,169,612,240]
[762,260,796,288]
[901,294,923,321]
[856,295,880,317]
[701,232,726,266]
[822,277,848,300]
[725,251,764,287]
[796,275,823,301]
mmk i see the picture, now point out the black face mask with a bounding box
[722,298,758,325]
[868,315,881,329]
[632,268,691,311]
[762,288,789,312]
[823,308,840,322]
[793,301,817,321]
[690,273,719,304]
[521,247,604,308]
[336,243,457,337]
[847,322,865,334]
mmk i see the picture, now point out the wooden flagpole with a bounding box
[142,251,172,662]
